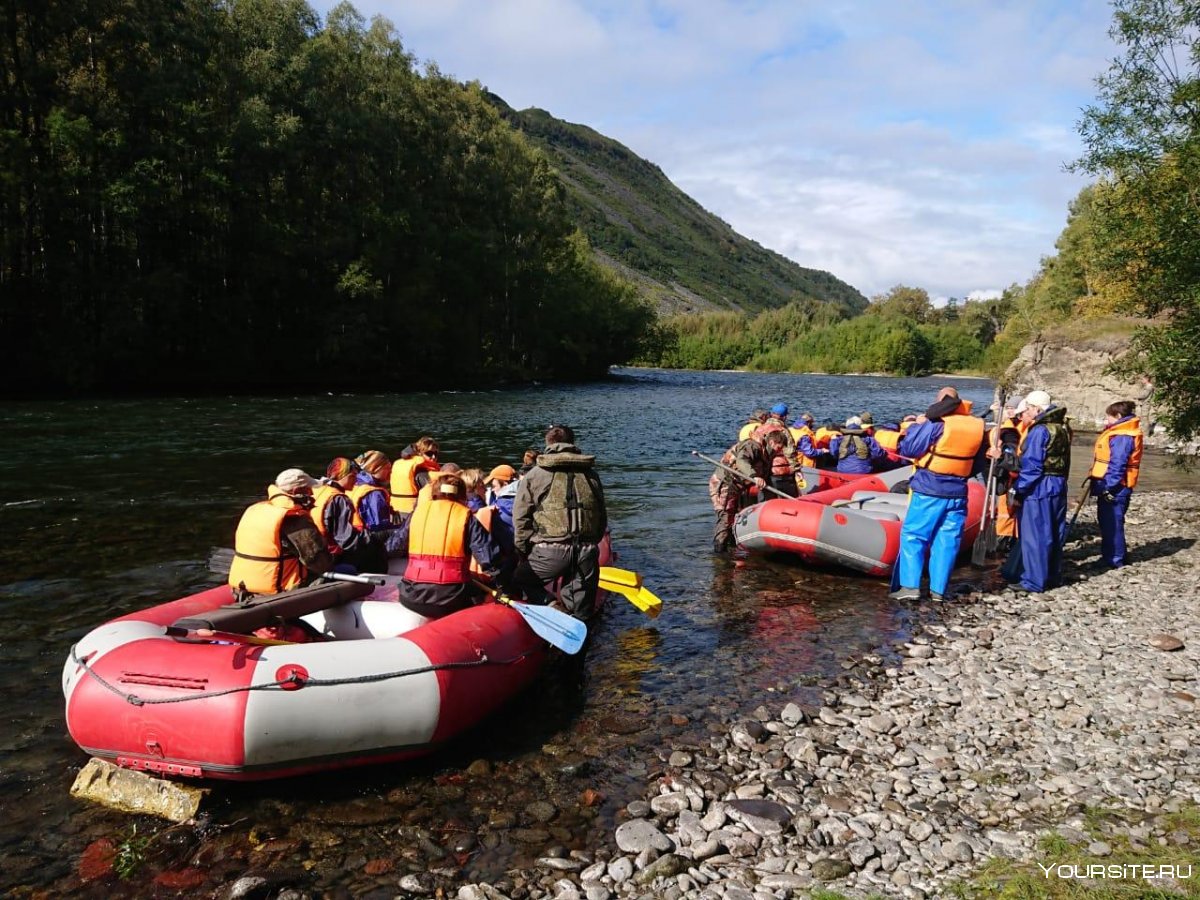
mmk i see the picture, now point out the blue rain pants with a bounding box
[897,492,967,597]
[1016,492,1067,592]
[1097,488,1131,567]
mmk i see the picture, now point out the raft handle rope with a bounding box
[70,643,533,707]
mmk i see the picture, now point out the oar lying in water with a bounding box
[599,566,662,619]
[473,581,587,655]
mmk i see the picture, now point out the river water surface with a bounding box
[1,368,1191,895]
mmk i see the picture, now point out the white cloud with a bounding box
[320,0,1118,300]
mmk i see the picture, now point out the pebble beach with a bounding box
[452,490,1200,900]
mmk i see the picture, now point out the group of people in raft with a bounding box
[226,425,608,637]
[710,390,1144,600]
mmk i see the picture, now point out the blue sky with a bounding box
[314,0,1118,302]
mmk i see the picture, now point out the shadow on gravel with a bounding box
[1064,534,1196,568]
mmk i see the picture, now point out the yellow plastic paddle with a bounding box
[599,566,663,619]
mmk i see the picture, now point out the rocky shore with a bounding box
[454,490,1199,900]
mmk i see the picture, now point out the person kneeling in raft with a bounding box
[393,472,505,619]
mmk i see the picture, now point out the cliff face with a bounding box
[1005,331,1157,438]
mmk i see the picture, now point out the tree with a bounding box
[1075,0,1200,439]
[865,285,932,323]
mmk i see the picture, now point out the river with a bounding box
[0,368,1190,895]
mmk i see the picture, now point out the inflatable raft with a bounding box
[63,567,604,781]
[733,466,985,576]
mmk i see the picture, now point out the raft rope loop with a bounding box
[70,644,534,707]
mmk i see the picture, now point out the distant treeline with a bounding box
[640,288,1015,376]
[0,0,654,395]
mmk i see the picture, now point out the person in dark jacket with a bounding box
[312,457,387,573]
[708,431,780,552]
[829,416,888,474]
[512,425,607,619]
[1007,390,1071,593]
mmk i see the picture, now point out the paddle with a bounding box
[207,547,386,586]
[972,389,1006,565]
[473,581,587,655]
[1062,478,1094,547]
[598,566,662,619]
[691,450,805,501]
[163,625,293,646]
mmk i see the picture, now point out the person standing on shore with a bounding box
[1007,390,1071,593]
[1089,400,1143,568]
[891,388,986,601]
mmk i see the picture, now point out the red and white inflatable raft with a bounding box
[63,562,605,781]
[733,466,985,576]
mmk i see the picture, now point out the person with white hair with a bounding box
[1006,390,1072,593]
[227,468,334,598]
[828,416,887,474]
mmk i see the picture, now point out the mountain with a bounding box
[488,96,868,318]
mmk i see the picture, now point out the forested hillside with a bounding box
[0,0,654,394]
[493,100,867,317]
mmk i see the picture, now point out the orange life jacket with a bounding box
[349,481,389,527]
[789,424,819,466]
[914,406,985,478]
[404,498,471,585]
[813,426,836,449]
[310,483,361,554]
[874,428,902,452]
[1089,417,1143,489]
[390,456,439,514]
[228,489,309,595]
[738,421,759,441]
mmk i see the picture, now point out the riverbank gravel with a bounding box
[456,490,1199,899]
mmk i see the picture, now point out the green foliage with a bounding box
[114,824,152,880]
[0,0,654,394]
[492,99,868,317]
[1073,0,1200,440]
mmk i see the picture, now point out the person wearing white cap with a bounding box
[828,416,887,474]
[891,387,987,601]
[1006,390,1071,593]
[227,468,333,598]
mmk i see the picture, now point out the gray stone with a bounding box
[399,873,436,895]
[606,856,634,884]
[758,872,814,890]
[633,853,687,885]
[615,819,672,854]
[724,799,791,835]
[1148,634,1185,652]
[811,858,854,881]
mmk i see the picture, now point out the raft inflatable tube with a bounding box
[63,539,611,781]
[733,467,985,576]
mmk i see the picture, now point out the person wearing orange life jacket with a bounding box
[390,436,441,519]
[351,450,405,554]
[891,388,986,602]
[312,457,388,573]
[393,473,502,619]
[1089,400,1143,568]
[739,409,769,442]
[416,462,463,505]
[228,468,333,599]
[789,412,830,468]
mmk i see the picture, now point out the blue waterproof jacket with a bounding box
[1014,407,1069,500]
[829,432,887,474]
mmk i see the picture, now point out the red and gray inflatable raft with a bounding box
[733,466,985,576]
[62,569,602,781]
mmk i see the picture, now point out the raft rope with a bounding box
[69,644,534,707]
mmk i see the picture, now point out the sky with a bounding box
[315,0,1119,302]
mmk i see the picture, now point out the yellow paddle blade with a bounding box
[598,572,662,618]
[598,565,641,588]
[635,586,663,619]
